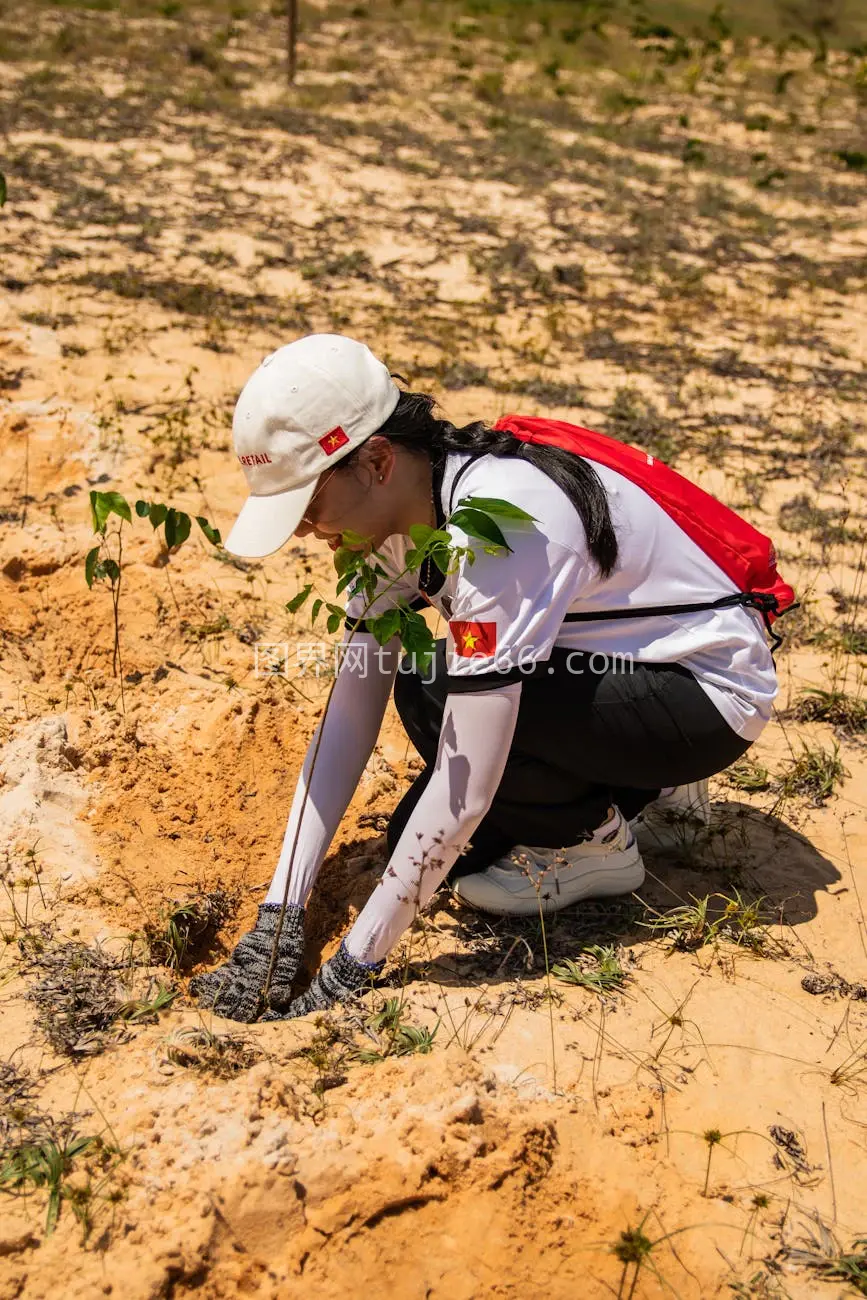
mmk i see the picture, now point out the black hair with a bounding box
[344,388,618,577]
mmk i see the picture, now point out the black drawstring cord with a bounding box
[563,591,799,657]
[742,593,800,655]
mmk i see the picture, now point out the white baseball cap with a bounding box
[224,334,400,558]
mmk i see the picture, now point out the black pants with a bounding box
[387,642,753,878]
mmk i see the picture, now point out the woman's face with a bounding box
[294,446,389,552]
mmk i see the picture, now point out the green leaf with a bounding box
[45,1185,60,1236]
[0,172,6,208]
[311,598,323,623]
[286,583,312,613]
[369,607,402,644]
[326,612,342,634]
[333,546,360,576]
[89,490,102,533]
[335,570,356,596]
[90,490,110,533]
[102,491,132,524]
[135,499,151,518]
[149,503,168,528]
[164,508,177,549]
[408,523,435,548]
[326,602,345,620]
[411,646,435,673]
[84,546,100,588]
[449,507,510,551]
[459,495,536,522]
[173,512,192,547]
[339,528,372,548]
[430,542,453,572]
[102,558,120,583]
[196,515,222,545]
[90,489,131,532]
[400,609,436,667]
[65,1135,96,1159]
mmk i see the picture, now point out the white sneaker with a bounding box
[451,807,645,917]
[631,780,711,854]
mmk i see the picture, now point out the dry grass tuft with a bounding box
[787,1214,867,1295]
[25,942,131,1057]
[161,1024,261,1078]
[22,940,177,1057]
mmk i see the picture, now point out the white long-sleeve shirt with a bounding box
[345,451,778,739]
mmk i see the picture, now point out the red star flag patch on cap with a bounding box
[319,426,349,455]
[449,620,497,658]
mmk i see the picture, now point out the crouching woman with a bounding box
[192,334,788,1022]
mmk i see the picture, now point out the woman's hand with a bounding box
[190,903,305,1022]
[260,941,384,1020]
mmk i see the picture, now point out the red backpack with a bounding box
[490,414,797,650]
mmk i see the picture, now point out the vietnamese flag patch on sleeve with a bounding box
[449,620,497,658]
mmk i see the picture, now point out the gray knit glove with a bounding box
[261,940,384,1020]
[190,903,305,1023]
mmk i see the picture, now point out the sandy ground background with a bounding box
[1,2,867,1296]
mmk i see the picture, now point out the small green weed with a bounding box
[775,741,847,804]
[725,756,771,792]
[181,612,231,643]
[640,892,784,956]
[144,889,235,970]
[147,902,204,968]
[297,1021,348,1099]
[790,688,867,736]
[835,149,867,171]
[0,1132,97,1235]
[115,984,177,1022]
[604,386,681,464]
[702,1127,723,1196]
[777,493,854,547]
[552,944,627,994]
[610,1211,692,1299]
[738,1190,772,1260]
[829,1039,867,1093]
[613,1221,654,1297]
[356,997,438,1061]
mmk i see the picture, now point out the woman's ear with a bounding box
[362,435,395,485]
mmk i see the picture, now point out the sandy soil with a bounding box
[2,5,867,1298]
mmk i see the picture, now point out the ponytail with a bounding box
[362,389,619,577]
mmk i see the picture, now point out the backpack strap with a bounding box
[447,451,488,513]
[564,591,798,653]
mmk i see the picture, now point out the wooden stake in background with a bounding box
[288,0,298,83]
